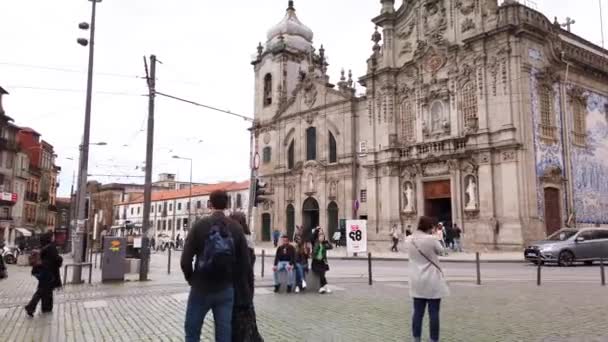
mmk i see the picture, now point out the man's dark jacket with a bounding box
[181,211,253,307]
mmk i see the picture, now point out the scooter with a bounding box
[1,245,19,264]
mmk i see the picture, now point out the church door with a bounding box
[544,188,561,236]
[302,197,319,242]
[261,213,271,242]
[327,202,339,238]
[286,204,295,240]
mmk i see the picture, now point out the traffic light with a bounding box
[254,178,267,207]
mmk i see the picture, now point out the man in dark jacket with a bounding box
[25,233,62,317]
[181,190,252,342]
[272,235,296,293]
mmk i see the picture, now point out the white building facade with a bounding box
[114,181,249,240]
[251,0,608,249]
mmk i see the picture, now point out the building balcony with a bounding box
[400,137,469,160]
[25,191,38,202]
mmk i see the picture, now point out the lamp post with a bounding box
[73,0,102,285]
[172,156,193,232]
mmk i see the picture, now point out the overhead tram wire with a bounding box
[154,91,254,122]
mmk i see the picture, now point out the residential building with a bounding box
[250,0,608,248]
[0,87,20,244]
[114,180,249,240]
[153,173,206,190]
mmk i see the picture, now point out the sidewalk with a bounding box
[254,242,524,263]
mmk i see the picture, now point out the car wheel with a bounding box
[558,250,575,267]
[3,255,16,264]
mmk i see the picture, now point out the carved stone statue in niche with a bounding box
[456,0,475,15]
[423,0,447,35]
[329,181,337,198]
[464,175,478,211]
[287,184,295,201]
[307,174,315,193]
[403,182,415,213]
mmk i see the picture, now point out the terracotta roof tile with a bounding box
[119,180,250,205]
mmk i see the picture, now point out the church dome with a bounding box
[266,1,314,52]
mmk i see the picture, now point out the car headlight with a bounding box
[540,245,555,252]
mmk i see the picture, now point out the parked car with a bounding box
[524,228,608,266]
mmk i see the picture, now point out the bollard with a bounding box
[475,252,481,285]
[261,249,265,278]
[368,253,373,286]
[94,252,98,269]
[168,247,172,275]
[601,258,606,286]
[537,255,542,286]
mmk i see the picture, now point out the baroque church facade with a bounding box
[251,0,608,249]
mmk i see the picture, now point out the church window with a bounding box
[329,132,337,163]
[401,100,415,143]
[572,96,587,146]
[539,84,556,141]
[430,101,443,132]
[306,127,316,161]
[360,190,367,203]
[263,74,272,107]
[287,140,295,169]
[263,147,272,164]
[461,82,478,122]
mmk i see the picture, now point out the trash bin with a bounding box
[101,237,126,282]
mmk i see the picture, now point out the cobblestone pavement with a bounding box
[1,253,607,341]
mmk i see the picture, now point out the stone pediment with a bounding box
[273,75,350,120]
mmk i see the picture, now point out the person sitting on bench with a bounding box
[273,235,296,293]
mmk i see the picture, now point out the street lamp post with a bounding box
[73,0,102,284]
[172,156,193,231]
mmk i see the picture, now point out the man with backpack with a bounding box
[181,190,253,342]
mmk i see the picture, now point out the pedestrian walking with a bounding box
[405,225,413,237]
[390,225,400,252]
[228,212,263,342]
[405,217,449,342]
[272,229,281,248]
[272,235,296,293]
[453,224,463,252]
[444,224,454,251]
[25,233,63,317]
[181,190,253,342]
[435,223,447,255]
[311,229,333,294]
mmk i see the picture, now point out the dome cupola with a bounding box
[266,1,314,53]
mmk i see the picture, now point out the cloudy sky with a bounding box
[1,0,605,196]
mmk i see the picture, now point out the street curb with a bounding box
[254,253,525,264]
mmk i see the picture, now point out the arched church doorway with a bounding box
[261,213,271,242]
[327,201,339,238]
[302,197,319,242]
[286,204,295,240]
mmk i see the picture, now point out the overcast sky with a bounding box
[1,0,605,197]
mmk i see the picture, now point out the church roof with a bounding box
[266,1,314,52]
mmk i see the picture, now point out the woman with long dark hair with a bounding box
[405,216,449,342]
[311,228,332,294]
[229,212,263,342]
[25,233,63,317]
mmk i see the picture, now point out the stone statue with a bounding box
[465,176,477,210]
[329,181,337,197]
[403,182,414,212]
[308,174,314,193]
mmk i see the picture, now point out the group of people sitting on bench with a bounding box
[273,226,333,294]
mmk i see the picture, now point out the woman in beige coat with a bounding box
[405,216,449,342]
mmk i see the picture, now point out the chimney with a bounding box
[0,87,7,116]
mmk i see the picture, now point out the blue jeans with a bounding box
[412,298,441,342]
[273,261,294,286]
[184,287,234,342]
[453,238,462,252]
[294,263,307,287]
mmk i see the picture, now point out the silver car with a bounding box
[524,228,608,266]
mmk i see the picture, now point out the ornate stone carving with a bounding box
[397,22,415,40]
[423,161,449,176]
[305,112,315,125]
[287,184,295,202]
[303,76,317,108]
[389,134,399,147]
[423,50,447,74]
[461,18,475,33]
[329,180,337,199]
[400,42,413,56]
[423,0,448,36]
[456,0,475,15]
[568,86,588,103]
[263,133,271,145]
[541,165,564,184]
[502,150,517,162]
[476,152,491,165]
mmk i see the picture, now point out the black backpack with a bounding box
[196,219,236,281]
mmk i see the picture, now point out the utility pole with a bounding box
[140,55,156,281]
[73,0,101,284]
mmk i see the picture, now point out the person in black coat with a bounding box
[25,233,63,317]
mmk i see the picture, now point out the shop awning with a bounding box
[15,228,32,237]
